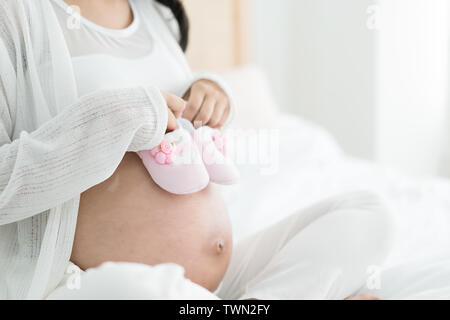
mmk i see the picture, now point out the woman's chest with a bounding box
[71,48,189,97]
[51,0,191,97]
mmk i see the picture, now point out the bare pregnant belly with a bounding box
[72,152,233,292]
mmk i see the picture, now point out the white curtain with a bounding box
[441,113,450,178]
[376,0,449,177]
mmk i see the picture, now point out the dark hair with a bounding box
[155,0,190,51]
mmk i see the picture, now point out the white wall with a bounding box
[250,0,450,177]
[251,0,376,159]
[250,0,293,110]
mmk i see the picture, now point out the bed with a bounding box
[184,0,450,299]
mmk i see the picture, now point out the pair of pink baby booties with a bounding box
[138,119,239,194]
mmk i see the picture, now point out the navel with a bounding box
[215,239,225,254]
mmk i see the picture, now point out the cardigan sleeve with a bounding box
[0,85,168,225]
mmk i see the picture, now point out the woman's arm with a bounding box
[0,86,168,225]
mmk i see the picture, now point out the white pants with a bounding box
[47,191,394,300]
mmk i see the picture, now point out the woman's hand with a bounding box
[161,92,186,132]
[182,79,230,128]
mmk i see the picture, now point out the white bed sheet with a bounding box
[222,113,450,299]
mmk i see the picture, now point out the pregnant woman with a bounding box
[0,0,394,300]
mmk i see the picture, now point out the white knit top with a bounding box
[0,0,233,299]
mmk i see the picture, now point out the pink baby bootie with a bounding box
[179,118,240,185]
[138,123,209,195]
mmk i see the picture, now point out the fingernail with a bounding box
[194,120,203,128]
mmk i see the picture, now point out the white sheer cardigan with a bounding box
[0,0,233,299]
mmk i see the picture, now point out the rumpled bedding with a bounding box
[222,113,450,299]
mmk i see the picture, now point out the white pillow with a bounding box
[219,65,280,129]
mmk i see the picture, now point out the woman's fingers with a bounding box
[167,109,178,132]
[183,87,205,122]
[216,105,231,128]
[162,92,186,118]
[194,96,216,127]
[208,99,227,128]
[180,80,231,127]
